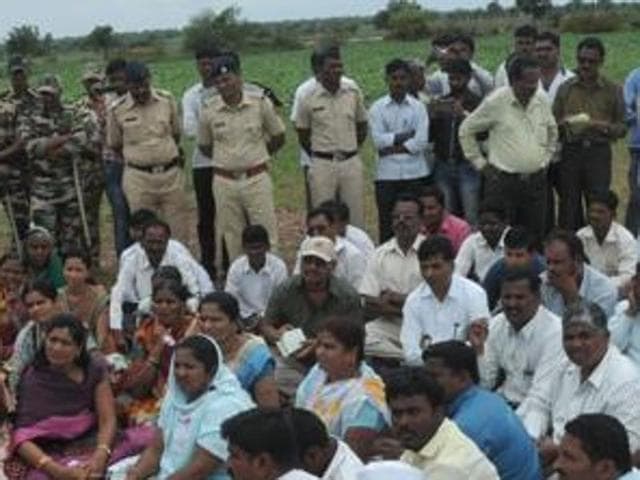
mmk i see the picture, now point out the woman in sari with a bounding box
[190,291,279,408]
[57,248,112,353]
[4,314,151,480]
[115,278,193,426]
[0,252,28,360]
[122,335,254,479]
[22,228,64,290]
[295,316,390,460]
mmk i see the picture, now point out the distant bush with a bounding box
[560,11,625,33]
[386,10,432,40]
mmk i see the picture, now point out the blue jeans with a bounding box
[625,149,640,236]
[104,160,130,256]
[434,160,481,226]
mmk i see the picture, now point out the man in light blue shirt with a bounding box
[369,58,430,243]
[624,67,640,235]
[610,263,640,367]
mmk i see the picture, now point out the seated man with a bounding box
[577,190,637,291]
[610,263,640,367]
[454,203,509,282]
[109,218,206,331]
[555,414,640,480]
[401,235,489,366]
[423,341,543,480]
[359,194,425,367]
[483,226,546,311]
[261,236,361,395]
[471,267,564,411]
[319,200,375,259]
[541,229,617,317]
[520,302,640,458]
[419,185,471,254]
[225,224,288,329]
[294,206,367,289]
[379,367,498,479]
[222,408,320,480]
[290,408,363,480]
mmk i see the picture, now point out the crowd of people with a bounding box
[1,22,640,479]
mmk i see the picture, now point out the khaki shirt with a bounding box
[553,75,627,143]
[459,86,558,173]
[106,88,180,166]
[294,82,367,152]
[198,92,284,170]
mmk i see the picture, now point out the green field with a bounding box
[1,31,638,269]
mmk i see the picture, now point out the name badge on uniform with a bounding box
[312,106,325,112]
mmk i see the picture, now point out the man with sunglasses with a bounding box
[553,37,627,231]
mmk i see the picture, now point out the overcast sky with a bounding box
[2,0,520,40]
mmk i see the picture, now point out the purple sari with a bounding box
[5,358,152,480]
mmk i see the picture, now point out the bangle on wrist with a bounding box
[36,455,52,470]
[97,443,112,457]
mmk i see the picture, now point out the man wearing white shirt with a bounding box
[369,58,431,243]
[471,268,563,412]
[577,190,637,291]
[454,205,508,282]
[290,50,358,210]
[182,46,218,278]
[494,25,538,89]
[541,230,618,317]
[225,224,288,325]
[609,265,640,367]
[294,206,367,289]
[520,302,640,457]
[291,408,363,480]
[360,195,425,365]
[401,235,489,366]
[319,200,375,259]
[109,219,205,330]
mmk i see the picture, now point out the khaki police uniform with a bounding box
[198,91,285,264]
[106,88,188,243]
[294,83,368,228]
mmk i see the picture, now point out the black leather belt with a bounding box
[312,150,358,161]
[127,158,179,174]
[491,165,546,181]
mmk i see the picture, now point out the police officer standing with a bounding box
[106,61,188,244]
[0,56,40,252]
[198,52,285,266]
[294,45,368,228]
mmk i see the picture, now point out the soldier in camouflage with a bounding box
[73,67,107,265]
[18,74,99,254]
[0,56,40,254]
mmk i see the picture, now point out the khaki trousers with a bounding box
[213,171,278,267]
[308,155,364,228]
[123,166,188,244]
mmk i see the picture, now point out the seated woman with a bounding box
[115,278,193,426]
[0,252,28,361]
[57,248,113,353]
[5,279,60,397]
[295,316,390,460]
[22,228,64,290]
[189,292,279,408]
[122,335,254,480]
[4,314,151,480]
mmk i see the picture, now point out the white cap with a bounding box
[300,236,336,263]
[356,461,426,480]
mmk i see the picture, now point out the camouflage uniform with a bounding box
[73,95,105,263]
[0,88,39,251]
[18,99,99,254]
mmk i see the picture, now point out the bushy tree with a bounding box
[6,25,43,56]
[516,0,553,18]
[85,25,117,59]
[373,0,423,29]
[182,7,247,52]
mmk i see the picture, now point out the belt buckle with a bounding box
[582,139,592,148]
[151,165,164,174]
[334,151,346,161]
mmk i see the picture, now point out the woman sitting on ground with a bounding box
[189,291,279,408]
[22,228,64,290]
[295,316,390,460]
[122,335,254,480]
[115,278,193,426]
[0,252,28,361]
[57,247,113,353]
[4,314,151,480]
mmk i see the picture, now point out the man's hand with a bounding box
[467,320,488,355]
[294,338,317,363]
[394,130,415,145]
[553,269,581,305]
[452,99,467,118]
[627,284,640,316]
[372,437,404,460]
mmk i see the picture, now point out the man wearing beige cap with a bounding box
[262,236,361,396]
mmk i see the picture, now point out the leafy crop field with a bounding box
[1,31,638,269]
